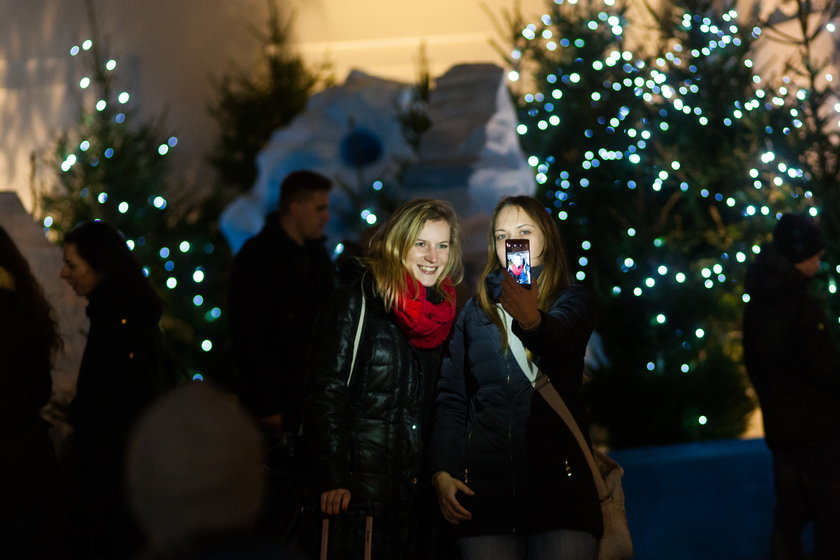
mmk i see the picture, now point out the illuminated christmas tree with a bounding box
[761,0,840,303]
[36,11,230,384]
[507,0,836,447]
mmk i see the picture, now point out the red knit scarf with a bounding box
[392,273,456,349]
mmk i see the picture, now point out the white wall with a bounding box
[0,0,550,212]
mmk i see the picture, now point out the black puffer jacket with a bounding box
[743,245,840,450]
[303,264,442,559]
[430,269,602,538]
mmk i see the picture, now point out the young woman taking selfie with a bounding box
[429,195,601,560]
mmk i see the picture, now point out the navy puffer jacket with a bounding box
[429,269,602,538]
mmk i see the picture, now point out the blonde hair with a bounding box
[365,199,463,311]
[476,196,571,350]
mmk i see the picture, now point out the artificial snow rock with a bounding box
[402,63,535,255]
[220,64,534,254]
[219,70,415,253]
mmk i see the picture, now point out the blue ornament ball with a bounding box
[339,128,384,167]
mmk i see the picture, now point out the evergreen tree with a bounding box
[507,0,822,447]
[36,5,230,384]
[207,0,331,197]
[762,0,840,322]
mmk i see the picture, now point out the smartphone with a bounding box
[505,239,531,286]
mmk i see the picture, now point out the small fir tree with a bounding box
[207,0,331,197]
[36,3,231,384]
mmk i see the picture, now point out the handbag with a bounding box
[498,305,633,560]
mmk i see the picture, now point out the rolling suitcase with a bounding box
[319,501,375,560]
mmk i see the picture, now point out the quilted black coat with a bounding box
[429,269,603,538]
[303,266,442,559]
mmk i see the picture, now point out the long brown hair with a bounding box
[64,221,163,315]
[475,196,571,350]
[365,199,463,311]
[0,225,62,359]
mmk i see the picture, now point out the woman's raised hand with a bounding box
[500,272,541,330]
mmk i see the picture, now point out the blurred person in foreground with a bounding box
[127,381,302,559]
[0,225,62,559]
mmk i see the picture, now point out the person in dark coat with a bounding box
[60,220,175,559]
[0,225,62,560]
[303,199,463,560]
[743,213,840,560]
[430,195,601,560]
[229,170,335,436]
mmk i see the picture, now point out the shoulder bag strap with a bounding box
[496,304,538,385]
[497,299,610,499]
[534,372,609,499]
[346,292,366,387]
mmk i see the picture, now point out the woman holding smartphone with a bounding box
[303,198,463,560]
[429,195,601,560]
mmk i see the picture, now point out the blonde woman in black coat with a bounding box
[304,199,463,560]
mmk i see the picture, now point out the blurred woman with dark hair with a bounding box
[61,220,175,559]
[0,225,62,559]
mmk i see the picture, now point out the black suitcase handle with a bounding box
[319,498,376,560]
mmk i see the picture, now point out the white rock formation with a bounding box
[219,70,416,254]
[402,63,536,257]
[220,63,535,259]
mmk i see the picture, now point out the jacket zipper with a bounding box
[507,370,515,497]
[464,429,472,485]
[507,367,516,534]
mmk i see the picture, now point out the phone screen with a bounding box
[505,239,531,286]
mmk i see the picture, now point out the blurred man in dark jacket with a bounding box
[743,213,840,560]
[229,170,335,435]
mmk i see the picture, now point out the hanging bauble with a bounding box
[339,127,384,168]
